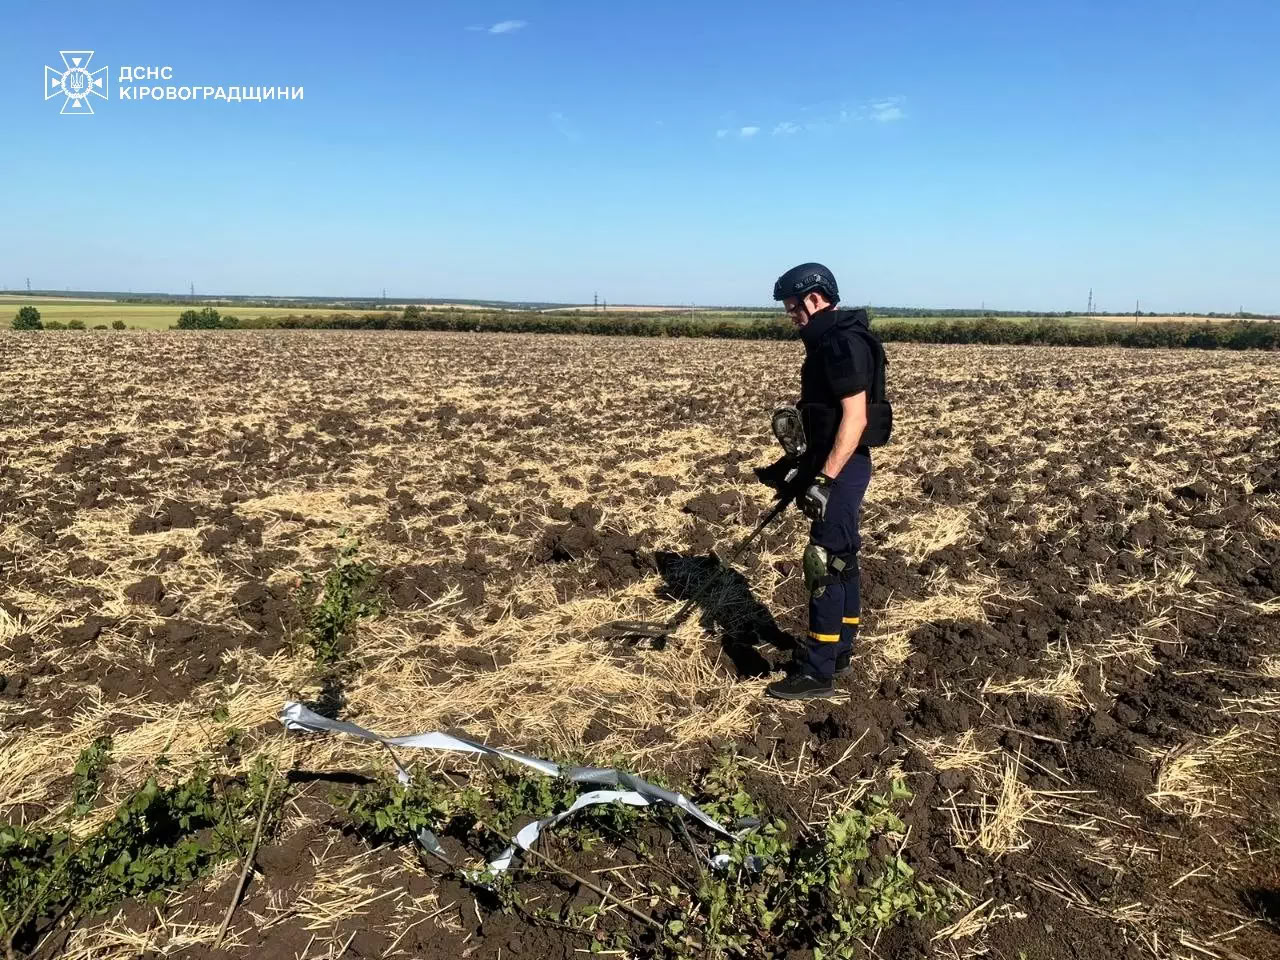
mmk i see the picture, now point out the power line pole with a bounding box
[1087,288,1093,314]
[593,291,598,312]
[190,281,195,299]
[26,277,31,293]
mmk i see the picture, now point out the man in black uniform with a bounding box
[757,263,879,699]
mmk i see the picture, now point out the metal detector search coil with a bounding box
[771,406,807,458]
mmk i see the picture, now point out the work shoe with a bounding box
[835,652,853,677]
[766,670,836,700]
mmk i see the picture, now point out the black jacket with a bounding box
[797,307,875,474]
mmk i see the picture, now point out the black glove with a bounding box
[753,455,799,494]
[801,473,834,521]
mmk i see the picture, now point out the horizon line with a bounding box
[1,289,1274,318]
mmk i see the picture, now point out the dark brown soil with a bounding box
[533,501,655,589]
[2,333,1278,960]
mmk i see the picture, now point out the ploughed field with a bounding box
[1,331,1278,960]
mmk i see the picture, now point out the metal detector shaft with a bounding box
[661,494,793,631]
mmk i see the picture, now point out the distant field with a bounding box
[546,303,719,313]
[0,301,394,330]
[1085,314,1260,324]
[0,295,116,304]
[2,300,778,330]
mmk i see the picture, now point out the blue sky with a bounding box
[1,1,1277,311]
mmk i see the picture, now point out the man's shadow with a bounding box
[653,550,796,678]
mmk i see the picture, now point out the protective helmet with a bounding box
[772,263,839,305]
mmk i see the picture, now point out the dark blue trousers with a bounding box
[804,453,872,678]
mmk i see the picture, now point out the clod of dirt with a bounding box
[533,499,653,590]
[569,501,602,528]
[906,619,1037,685]
[1083,710,1120,741]
[1173,480,1210,501]
[595,533,652,588]
[232,582,296,637]
[60,616,115,646]
[465,499,494,522]
[199,527,235,555]
[129,499,198,535]
[77,481,102,508]
[381,564,448,608]
[254,824,326,892]
[919,465,969,502]
[456,551,489,608]
[911,693,972,735]
[125,575,165,606]
[0,673,29,698]
[199,513,263,555]
[801,696,907,779]
[4,634,34,659]
[681,491,739,523]
[651,476,679,495]
[455,646,512,672]
[534,520,652,590]
[68,557,109,578]
[537,523,595,562]
[88,618,286,701]
[580,717,611,744]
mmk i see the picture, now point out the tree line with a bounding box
[9,306,125,331]
[9,304,1280,350]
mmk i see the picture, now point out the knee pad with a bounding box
[803,543,830,598]
[803,543,856,599]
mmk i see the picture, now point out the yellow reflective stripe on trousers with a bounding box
[842,617,860,625]
[808,631,840,643]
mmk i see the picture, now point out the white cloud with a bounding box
[468,19,527,33]
[715,99,906,141]
[550,111,581,141]
[870,97,906,122]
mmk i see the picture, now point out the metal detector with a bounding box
[593,493,794,648]
[594,407,806,648]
